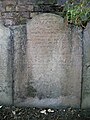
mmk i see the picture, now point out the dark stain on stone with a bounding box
[26,82,37,97]
[27,73,37,97]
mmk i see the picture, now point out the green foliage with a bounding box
[63,0,90,27]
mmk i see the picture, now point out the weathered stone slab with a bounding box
[11,25,28,103]
[14,13,82,108]
[0,22,12,105]
[82,22,90,108]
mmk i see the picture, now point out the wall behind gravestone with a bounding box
[0,22,12,105]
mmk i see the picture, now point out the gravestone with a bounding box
[11,25,27,103]
[0,22,12,105]
[14,13,82,108]
[82,22,90,108]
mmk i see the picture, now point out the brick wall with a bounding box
[0,0,66,26]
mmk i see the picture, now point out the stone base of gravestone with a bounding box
[82,22,90,108]
[13,13,82,108]
[0,22,12,105]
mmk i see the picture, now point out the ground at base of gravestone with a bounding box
[0,106,90,120]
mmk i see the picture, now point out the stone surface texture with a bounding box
[0,21,12,105]
[10,25,27,104]
[14,13,82,108]
[82,22,90,108]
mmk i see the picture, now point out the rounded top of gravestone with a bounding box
[27,13,64,24]
[27,13,65,39]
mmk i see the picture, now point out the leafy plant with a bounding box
[63,0,90,27]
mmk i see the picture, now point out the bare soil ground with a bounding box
[0,106,90,120]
